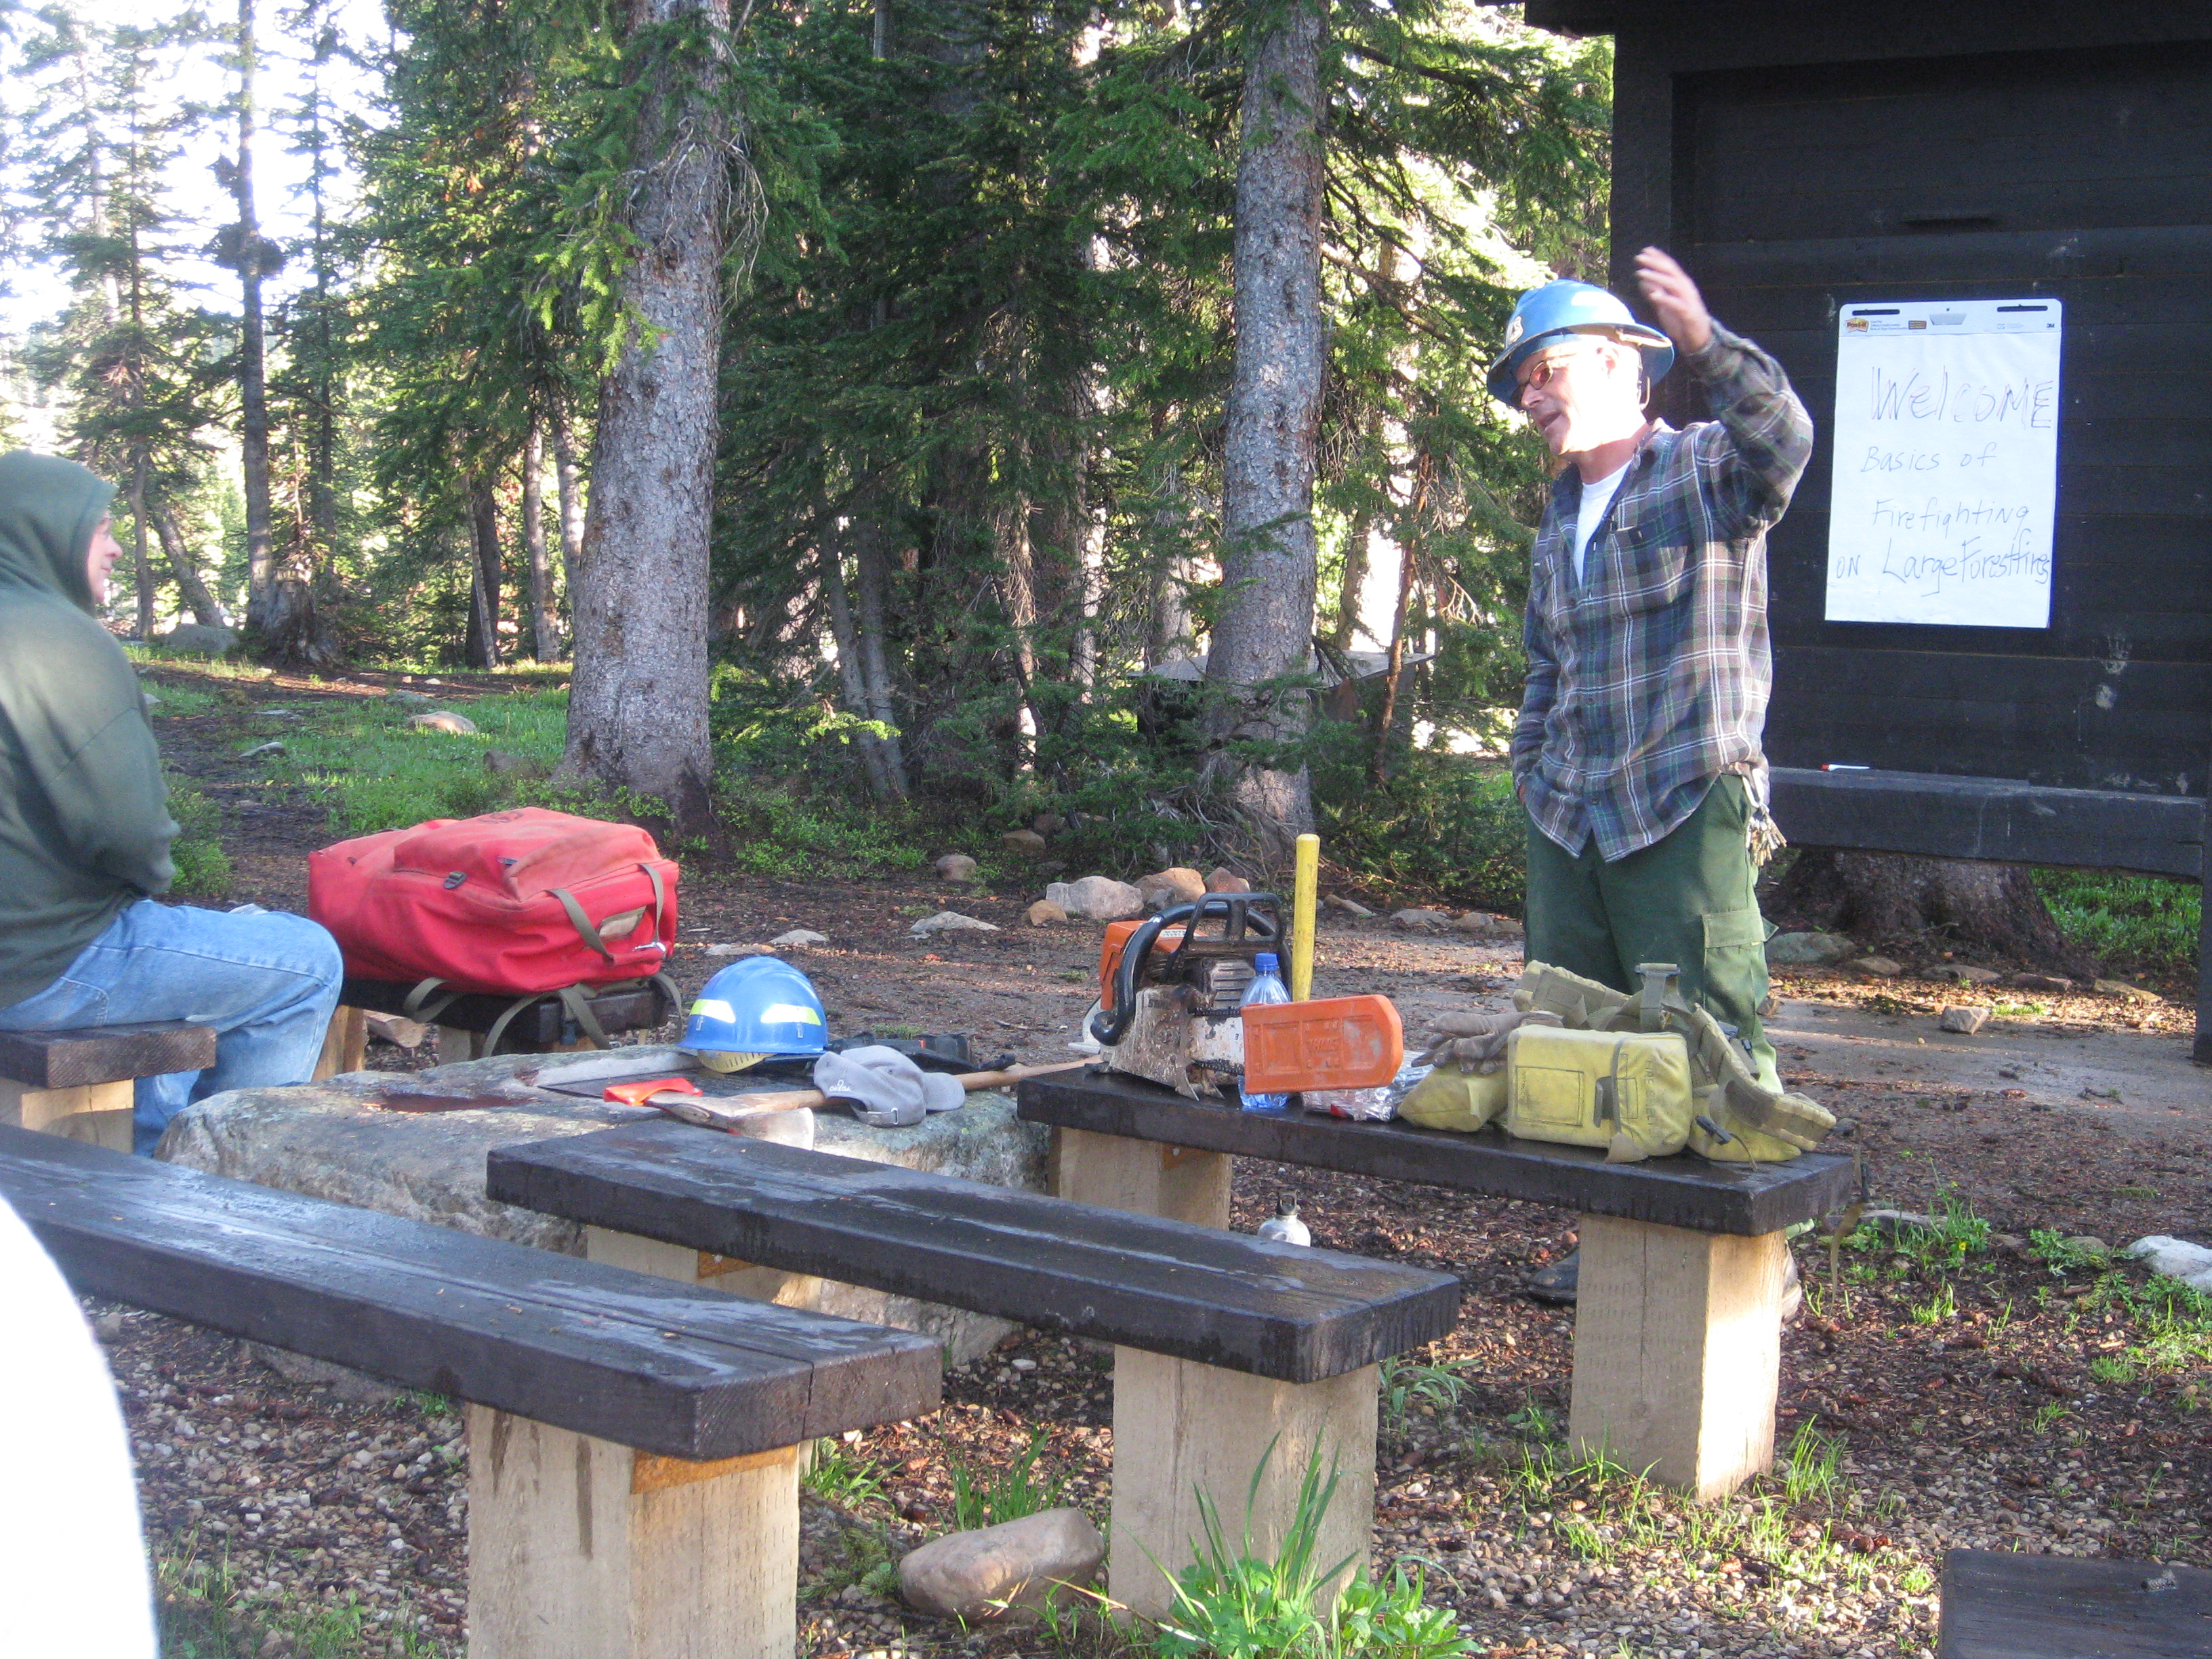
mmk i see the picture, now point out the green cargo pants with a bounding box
[1523,775,1778,1089]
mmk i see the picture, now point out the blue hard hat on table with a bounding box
[683,955,827,1071]
[1487,279,1675,405]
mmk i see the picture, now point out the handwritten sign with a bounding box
[1824,298,2062,628]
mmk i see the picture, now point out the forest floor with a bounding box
[117,659,2212,1659]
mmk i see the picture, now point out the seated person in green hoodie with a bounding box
[0,452,344,1154]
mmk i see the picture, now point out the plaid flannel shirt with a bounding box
[1512,323,1814,863]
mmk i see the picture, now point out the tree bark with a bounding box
[819,539,895,801]
[850,506,909,797]
[466,478,502,668]
[128,454,157,638]
[523,417,558,660]
[1207,0,1328,859]
[234,0,276,640]
[556,0,730,832]
[548,395,586,607]
[1769,851,2093,976]
[150,501,228,628]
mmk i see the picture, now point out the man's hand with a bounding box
[1634,246,1713,354]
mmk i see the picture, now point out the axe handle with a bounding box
[641,1058,1093,1131]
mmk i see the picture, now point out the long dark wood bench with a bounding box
[315,975,675,1076]
[0,1124,939,1659]
[1940,1549,2211,1658]
[0,1021,215,1153]
[1019,1065,1858,1500]
[485,1120,1463,1620]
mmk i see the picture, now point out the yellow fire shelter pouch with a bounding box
[1397,1065,1509,1133]
[1503,1025,1696,1162]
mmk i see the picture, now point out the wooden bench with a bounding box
[315,976,675,1077]
[1017,1067,1858,1500]
[1940,1548,2211,1658]
[485,1120,1462,1621]
[0,1021,216,1153]
[0,1124,939,1659]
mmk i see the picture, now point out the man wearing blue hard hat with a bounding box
[1490,249,1814,1298]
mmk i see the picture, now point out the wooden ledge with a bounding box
[1018,1068,1856,1235]
[0,1021,216,1090]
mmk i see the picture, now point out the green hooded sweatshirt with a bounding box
[0,451,178,1008]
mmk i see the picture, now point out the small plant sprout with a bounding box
[947,1428,1067,1530]
[1782,1422,1845,1507]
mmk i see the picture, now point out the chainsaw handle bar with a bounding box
[1088,893,1283,1048]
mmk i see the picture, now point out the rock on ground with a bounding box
[935,853,978,882]
[1030,813,1066,837]
[1050,875,1145,922]
[1025,901,1069,926]
[2095,979,2158,1002]
[910,911,999,938]
[704,941,761,957]
[1136,867,1207,911]
[1848,955,1904,977]
[769,928,830,949]
[1939,1004,1992,1034]
[1765,930,1857,966]
[158,1046,1046,1366]
[898,1507,1105,1623]
[1390,907,1454,932]
[1929,962,2003,985]
[1001,830,1048,857]
[1455,911,1522,938]
[1324,895,1375,920]
[1206,867,1249,893]
[158,622,238,655]
[407,710,478,735]
[384,688,434,708]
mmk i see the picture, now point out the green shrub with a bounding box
[2033,869,2197,981]
[1318,750,1524,911]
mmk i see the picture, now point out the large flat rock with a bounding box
[157,1045,1048,1366]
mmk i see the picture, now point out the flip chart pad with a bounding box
[1824,298,2062,628]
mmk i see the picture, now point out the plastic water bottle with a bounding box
[1237,951,1292,1113]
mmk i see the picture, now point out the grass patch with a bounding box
[166,775,234,901]
[947,1428,1069,1530]
[804,1435,888,1513]
[157,1527,445,1656]
[2033,868,2198,981]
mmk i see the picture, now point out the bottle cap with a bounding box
[1254,951,1279,973]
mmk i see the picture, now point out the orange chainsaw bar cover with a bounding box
[1241,995,1403,1094]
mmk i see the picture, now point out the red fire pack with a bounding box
[307,807,678,994]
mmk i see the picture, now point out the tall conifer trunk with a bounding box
[523,418,558,660]
[152,503,227,627]
[548,396,586,607]
[466,478,503,668]
[1209,0,1327,857]
[557,0,730,831]
[233,0,276,639]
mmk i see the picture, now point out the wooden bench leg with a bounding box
[467,1405,800,1659]
[434,1025,480,1065]
[1568,1212,1786,1500]
[1050,1126,1232,1228]
[0,1078,135,1153]
[584,1226,825,1312]
[312,1006,368,1081]
[1107,1349,1376,1622]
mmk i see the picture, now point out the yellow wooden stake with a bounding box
[1290,832,1319,1001]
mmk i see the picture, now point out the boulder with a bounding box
[1205,867,1249,894]
[1938,1004,1992,1034]
[407,710,478,735]
[935,853,979,883]
[1847,956,1904,977]
[157,622,237,656]
[2009,972,2073,993]
[384,689,434,709]
[1057,876,1146,922]
[1324,895,1374,920]
[1454,911,1523,938]
[1030,813,1067,838]
[769,928,830,949]
[1389,907,1454,933]
[898,1507,1105,1624]
[157,1045,1048,1366]
[910,911,1000,939]
[1764,930,1857,966]
[1000,830,1048,857]
[1136,867,1207,911]
[1025,901,1069,927]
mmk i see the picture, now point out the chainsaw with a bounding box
[1085,892,1410,1103]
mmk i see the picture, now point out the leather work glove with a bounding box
[1416,1008,1564,1075]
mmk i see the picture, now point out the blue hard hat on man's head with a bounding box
[1487,280,1675,405]
[683,955,827,1072]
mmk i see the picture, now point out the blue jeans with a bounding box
[0,901,344,1154]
